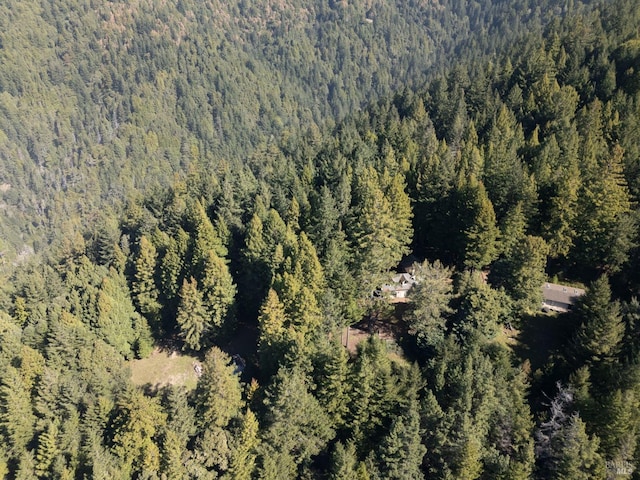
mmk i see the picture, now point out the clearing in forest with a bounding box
[129,348,201,391]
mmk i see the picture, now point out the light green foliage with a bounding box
[110,388,167,477]
[159,230,188,304]
[452,415,484,480]
[196,347,244,429]
[349,166,413,296]
[1,0,640,478]
[160,429,189,480]
[573,143,635,273]
[200,250,236,333]
[0,366,36,456]
[132,236,162,319]
[256,444,297,480]
[14,450,36,480]
[498,202,528,256]
[176,277,210,351]
[35,420,59,478]
[483,104,535,220]
[492,234,549,313]
[188,200,228,271]
[257,289,291,376]
[554,415,607,480]
[96,271,142,358]
[0,312,23,370]
[330,441,359,480]
[596,389,640,461]
[225,409,259,480]
[17,344,45,394]
[541,155,580,259]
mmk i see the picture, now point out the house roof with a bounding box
[379,272,418,293]
[542,282,585,306]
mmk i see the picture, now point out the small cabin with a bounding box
[541,282,585,313]
[378,272,418,301]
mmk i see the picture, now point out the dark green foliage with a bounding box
[454,271,509,341]
[1,0,640,478]
[260,366,334,473]
[492,234,549,313]
[459,177,500,270]
[375,399,426,480]
[571,276,625,364]
[535,386,606,480]
[405,260,454,351]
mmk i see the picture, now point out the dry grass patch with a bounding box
[129,348,200,391]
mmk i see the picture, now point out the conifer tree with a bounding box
[455,271,507,340]
[482,104,533,220]
[349,166,412,296]
[405,260,454,350]
[314,341,351,430]
[349,337,397,450]
[573,144,634,273]
[160,429,188,480]
[35,420,59,478]
[571,275,624,364]
[110,388,166,477]
[163,385,197,445]
[330,441,359,480]
[0,448,7,480]
[196,347,244,429]
[492,234,549,313]
[132,235,161,320]
[0,367,36,456]
[159,230,188,305]
[200,249,236,334]
[14,450,37,480]
[96,272,139,357]
[459,176,499,270]
[188,199,227,271]
[261,367,334,470]
[176,277,210,351]
[452,414,483,480]
[377,399,426,480]
[225,409,259,480]
[257,289,290,376]
[554,415,606,480]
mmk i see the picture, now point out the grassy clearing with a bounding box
[129,348,200,391]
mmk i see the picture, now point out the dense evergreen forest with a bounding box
[2,0,640,478]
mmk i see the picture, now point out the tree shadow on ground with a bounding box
[513,312,578,373]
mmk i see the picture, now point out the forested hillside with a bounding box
[0,0,591,263]
[2,0,640,479]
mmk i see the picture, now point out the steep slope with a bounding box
[0,0,593,265]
